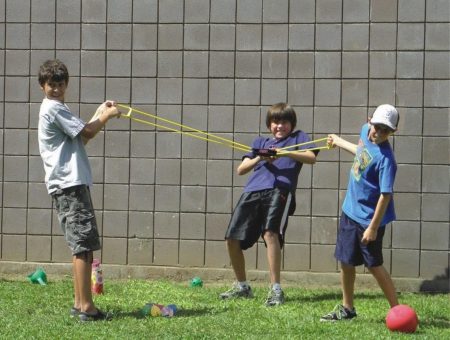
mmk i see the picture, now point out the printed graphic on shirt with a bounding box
[351,139,373,181]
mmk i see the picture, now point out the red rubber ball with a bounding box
[386,304,418,333]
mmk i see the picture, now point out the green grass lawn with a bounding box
[0,278,448,339]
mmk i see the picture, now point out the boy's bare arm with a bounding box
[328,134,357,155]
[237,156,263,175]
[282,149,316,164]
[361,193,391,244]
[81,101,120,144]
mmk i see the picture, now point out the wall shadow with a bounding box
[419,267,449,293]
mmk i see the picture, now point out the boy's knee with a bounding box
[75,251,93,263]
[263,230,278,243]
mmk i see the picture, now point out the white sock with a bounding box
[272,283,281,291]
[238,281,249,289]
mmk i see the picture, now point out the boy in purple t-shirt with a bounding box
[220,103,318,306]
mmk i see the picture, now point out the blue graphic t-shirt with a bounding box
[342,123,397,228]
[243,130,316,193]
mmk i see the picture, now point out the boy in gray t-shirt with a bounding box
[38,59,120,322]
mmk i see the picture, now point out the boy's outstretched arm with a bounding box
[237,156,265,175]
[282,150,316,164]
[81,101,120,144]
[328,134,357,155]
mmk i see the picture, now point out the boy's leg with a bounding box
[72,256,80,310]
[226,239,246,282]
[74,251,96,314]
[263,231,281,284]
[368,265,399,307]
[341,262,356,310]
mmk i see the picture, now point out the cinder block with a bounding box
[423,137,450,164]
[370,0,397,21]
[395,164,421,192]
[420,250,449,279]
[287,79,314,106]
[211,0,236,23]
[316,24,341,50]
[391,249,419,277]
[343,24,369,50]
[397,107,423,136]
[155,159,180,185]
[27,208,52,235]
[27,235,51,262]
[179,240,205,266]
[132,51,157,77]
[316,0,342,22]
[207,160,233,187]
[128,238,153,265]
[210,51,235,78]
[51,235,72,263]
[208,105,235,132]
[133,24,158,50]
[392,221,420,249]
[28,182,52,209]
[394,193,421,221]
[311,216,338,244]
[158,51,182,77]
[132,0,158,23]
[207,187,232,213]
[370,52,396,78]
[422,165,449,193]
[422,194,450,222]
[313,107,341,135]
[159,0,184,23]
[237,0,262,23]
[394,136,422,164]
[103,211,128,237]
[398,0,425,22]
[285,216,311,243]
[315,52,341,78]
[82,0,107,22]
[209,79,235,105]
[104,158,130,184]
[184,24,209,50]
[158,24,183,50]
[128,211,154,238]
[56,23,80,49]
[342,80,368,106]
[343,0,370,22]
[180,186,206,212]
[156,131,181,158]
[3,156,27,181]
[426,0,450,22]
[311,244,337,272]
[130,158,155,185]
[398,52,424,79]
[183,78,208,105]
[397,80,423,107]
[184,51,209,77]
[368,79,396,106]
[205,213,228,240]
[425,23,450,50]
[81,24,106,50]
[154,212,180,238]
[424,80,450,107]
[210,25,235,50]
[181,159,206,185]
[289,0,315,23]
[425,52,450,79]
[263,24,288,50]
[7,1,30,22]
[313,161,339,189]
[57,0,81,23]
[236,24,262,50]
[102,238,127,264]
[289,24,315,50]
[263,0,288,22]
[79,77,105,103]
[104,184,130,210]
[153,239,179,265]
[235,79,260,105]
[3,182,27,208]
[81,51,105,76]
[154,185,180,212]
[315,79,341,106]
[284,243,310,271]
[370,23,396,50]
[3,234,25,261]
[180,213,205,239]
[421,222,449,251]
[311,189,339,217]
[157,78,182,104]
[131,132,156,157]
[107,0,132,22]
[3,208,26,234]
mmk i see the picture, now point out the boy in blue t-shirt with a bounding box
[321,104,400,321]
[220,103,318,306]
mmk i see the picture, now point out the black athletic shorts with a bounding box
[225,188,292,250]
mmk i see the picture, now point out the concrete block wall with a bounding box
[0,0,448,284]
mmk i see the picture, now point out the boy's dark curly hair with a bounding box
[266,103,297,130]
[38,59,69,86]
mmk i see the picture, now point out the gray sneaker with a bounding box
[320,304,357,322]
[220,283,254,299]
[265,288,285,306]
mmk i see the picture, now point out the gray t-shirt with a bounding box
[38,98,92,194]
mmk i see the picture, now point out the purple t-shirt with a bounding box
[243,130,316,193]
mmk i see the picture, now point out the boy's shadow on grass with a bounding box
[287,291,384,303]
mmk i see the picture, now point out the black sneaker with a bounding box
[219,283,254,299]
[320,304,357,322]
[265,288,285,306]
[79,309,111,322]
[70,307,80,318]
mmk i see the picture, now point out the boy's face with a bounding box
[368,121,395,144]
[41,80,67,102]
[270,119,293,139]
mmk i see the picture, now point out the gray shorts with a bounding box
[52,185,101,255]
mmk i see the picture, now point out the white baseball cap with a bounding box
[371,104,399,130]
